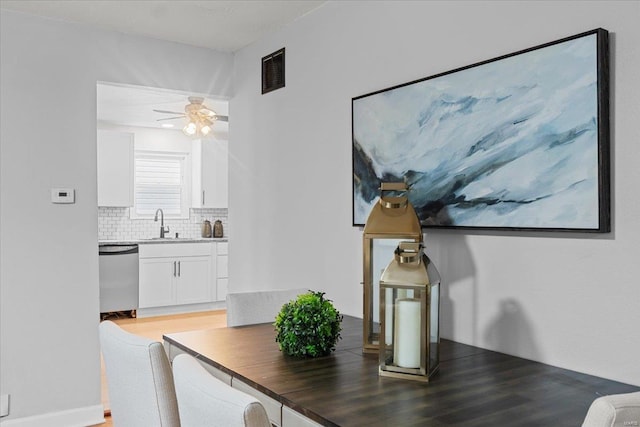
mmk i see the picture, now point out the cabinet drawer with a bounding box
[139,242,212,258]
[217,255,228,278]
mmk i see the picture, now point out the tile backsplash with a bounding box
[98,207,228,241]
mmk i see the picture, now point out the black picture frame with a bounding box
[352,28,610,233]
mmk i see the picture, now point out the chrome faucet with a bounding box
[154,208,170,238]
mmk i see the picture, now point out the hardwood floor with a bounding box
[93,310,227,427]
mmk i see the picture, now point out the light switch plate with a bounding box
[0,394,9,417]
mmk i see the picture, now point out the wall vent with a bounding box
[262,48,285,94]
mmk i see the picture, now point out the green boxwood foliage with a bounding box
[274,291,343,358]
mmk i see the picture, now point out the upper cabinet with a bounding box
[97,130,134,207]
[192,139,228,209]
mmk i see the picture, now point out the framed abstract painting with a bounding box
[352,28,610,232]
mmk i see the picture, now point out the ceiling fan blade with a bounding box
[153,109,186,115]
[215,115,229,122]
[156,116,184,121]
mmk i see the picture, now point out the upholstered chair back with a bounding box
[582,391,640,427]
[226,288,307,327]
[172,354,271,427]
[99,320,180,427]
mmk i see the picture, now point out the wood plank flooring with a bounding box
[93,310,227,427]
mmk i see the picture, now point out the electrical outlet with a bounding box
[0,394,9,417]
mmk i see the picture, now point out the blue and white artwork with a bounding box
[352,30,609,231]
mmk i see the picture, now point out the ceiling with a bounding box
[0,0,326,52]
[1,1,326,136]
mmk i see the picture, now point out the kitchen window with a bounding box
[132,151,191,219]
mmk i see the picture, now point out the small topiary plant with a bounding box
[274,291,343,358]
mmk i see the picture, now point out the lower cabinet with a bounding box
[175,256,211,304]
[139,257,175,308]
[139,243,212,309]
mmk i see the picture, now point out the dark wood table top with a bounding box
[164,316,639,427]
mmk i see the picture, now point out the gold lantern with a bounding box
[362,182,422,353]
[379,242,441,382]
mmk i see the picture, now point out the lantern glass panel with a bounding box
[380,285,423,369]
[430,282,440,369]
[367,239,404,346]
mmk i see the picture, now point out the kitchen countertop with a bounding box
[99,237,228,246]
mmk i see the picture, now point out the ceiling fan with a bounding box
[153,96,228,136]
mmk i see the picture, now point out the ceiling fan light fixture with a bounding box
[155,96,225,137]
[183,121,197,136]
[200,118,214,136]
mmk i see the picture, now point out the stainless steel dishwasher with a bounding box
[99,244,139,315]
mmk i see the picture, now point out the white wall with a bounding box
[0,10,232,424]
[230,1,640,386]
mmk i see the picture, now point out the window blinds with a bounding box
[135,155,183,216]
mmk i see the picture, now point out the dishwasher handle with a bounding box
[99,245,139,255]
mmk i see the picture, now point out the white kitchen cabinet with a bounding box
[216,242,229,301]
[97,130,134,207]
[139,258,175,308]
[176,256,211,305]
[192,139,228,208]
[139,243,213,309]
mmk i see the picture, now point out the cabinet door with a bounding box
[200,139,228,208]
[97,130,134,207]
[139,258,175,308]
[176,256,211,305]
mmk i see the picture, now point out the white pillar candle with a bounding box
[385,288,393,346]
[394,298,421,368]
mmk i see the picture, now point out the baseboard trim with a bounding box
[137,300,226,318]
[0,404,104,427]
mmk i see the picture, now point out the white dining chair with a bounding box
[226,288,307,327]
[99,320,180,426]
[582,391,640,427]
[172,353,271,427]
